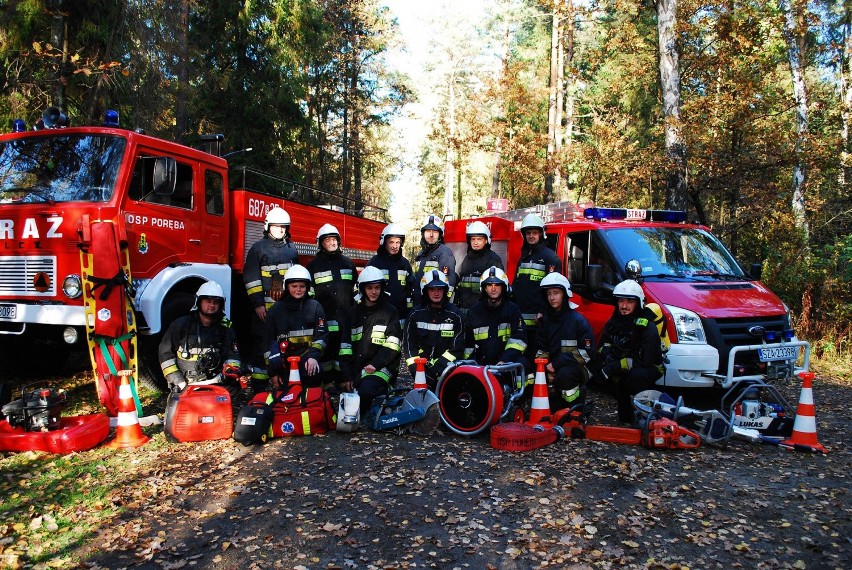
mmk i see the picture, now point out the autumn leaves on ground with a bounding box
[0,365,849,570]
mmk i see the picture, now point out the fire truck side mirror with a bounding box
[586,264,602,292]
[749,263,762,280]
[153,157,177,196]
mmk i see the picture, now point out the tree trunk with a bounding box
[779,0,809,241]
[50,1,67,110]
[545,1,562,203]
[656,0,688,211]
[840,7,851,188]
[445,76,457,217]
[174,0,190,141]
[562,0,575,201]
[492,13,511,199]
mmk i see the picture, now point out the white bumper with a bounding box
[659,342,719,388]
[0,303,86,334]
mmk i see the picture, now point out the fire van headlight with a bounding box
[62,275,83,299]
[665,305,706,343]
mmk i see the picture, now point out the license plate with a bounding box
[0,304,17,319]
[758,346,798,362]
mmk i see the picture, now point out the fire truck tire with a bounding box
[135,292,196,393]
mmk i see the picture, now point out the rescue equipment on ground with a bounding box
[251,386,336,437]
[233,398,275,445]
[412,357,428,390]
[79,217,139,417]
[527,358,551,425]
[1,383,67,432]
[363,387,441,435]
[107,370,150,449]
[436,361,528,436]
[336,391,361,433]
[780,372,826,453]
[164,384,233,443]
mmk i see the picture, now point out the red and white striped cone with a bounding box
[287,356,302,386]
[106,370,150,449]
[527,358,551,426]
[413,357,428,390]
[780,372,827,453]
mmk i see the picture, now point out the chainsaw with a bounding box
[363,387,441,435]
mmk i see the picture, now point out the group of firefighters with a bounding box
[158,208,665,424]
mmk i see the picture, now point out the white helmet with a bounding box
[466,220,491,244]
[613,279,645,307]
[264,206,291,232]
[194,281,225,311]
[379,223,406,246]
[317,223,341,246]
[284,264,312,286]
[358,266,385,285]
[419,268,450,294]
[520,213,546,238]
[421,214,443,235]
[480,266,509,293]
[540,272,578,309]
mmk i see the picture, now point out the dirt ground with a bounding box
[61,372,851,570]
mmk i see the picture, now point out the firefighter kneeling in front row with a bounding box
[536,272,595,412]
[405,269,465,390]
[159,281,248,397]
[594,279,664,424]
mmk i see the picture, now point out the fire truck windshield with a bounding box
[601,227,747,280]
[0,134,126,204]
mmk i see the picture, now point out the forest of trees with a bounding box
[0,0,849,354]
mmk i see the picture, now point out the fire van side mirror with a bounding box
[749,263,762,280]
[586,264,602,291]
[153,157,177,196]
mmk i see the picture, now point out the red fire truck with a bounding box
[0,113,385,394]
[445,202,810,390]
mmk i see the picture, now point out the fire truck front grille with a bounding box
[0,256,57,296]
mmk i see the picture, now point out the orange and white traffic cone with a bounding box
[107,370,150,449]
[780,371,827,453]
[413,357,428,390]
[287,356,302,387]
[527,358,551,426]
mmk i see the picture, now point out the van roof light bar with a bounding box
[583,207,686,223]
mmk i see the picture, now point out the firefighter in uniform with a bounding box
[159,281,247,397]
[367,223,414,327]
[513,213,562,363]
[264,265,329,389]
[536,272,594,412]
[411,214,457,308]
[339,266,403,413]
[405,269,465,390]
[307,224,356,385]
[455,221,504,315]
[464,267,529,372]
[595,279,664,423]
[243,206,298,390]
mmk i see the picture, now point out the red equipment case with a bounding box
[164,385,233,442]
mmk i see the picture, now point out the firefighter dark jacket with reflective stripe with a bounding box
[412,240,457,307]
[464,298,527,365]
[596,306,664,374]
[159,313,241,387]
[339,297,402,384]
[536,304,595,377]
[307,248,356,333]
[243,236,299,309]
[513,242,562,326]
[455,247,504,311]
[263,295,328,374]
[405,301,465,375]
[367,249,414,320]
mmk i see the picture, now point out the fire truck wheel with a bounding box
[136,291,195,393]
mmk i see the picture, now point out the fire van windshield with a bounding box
[0,134,126,204]
[601,227,747,281]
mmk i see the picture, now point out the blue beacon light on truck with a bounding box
[583,207,687,223]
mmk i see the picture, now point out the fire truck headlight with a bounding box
[63,275,83,299]
[665,305,707,344]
